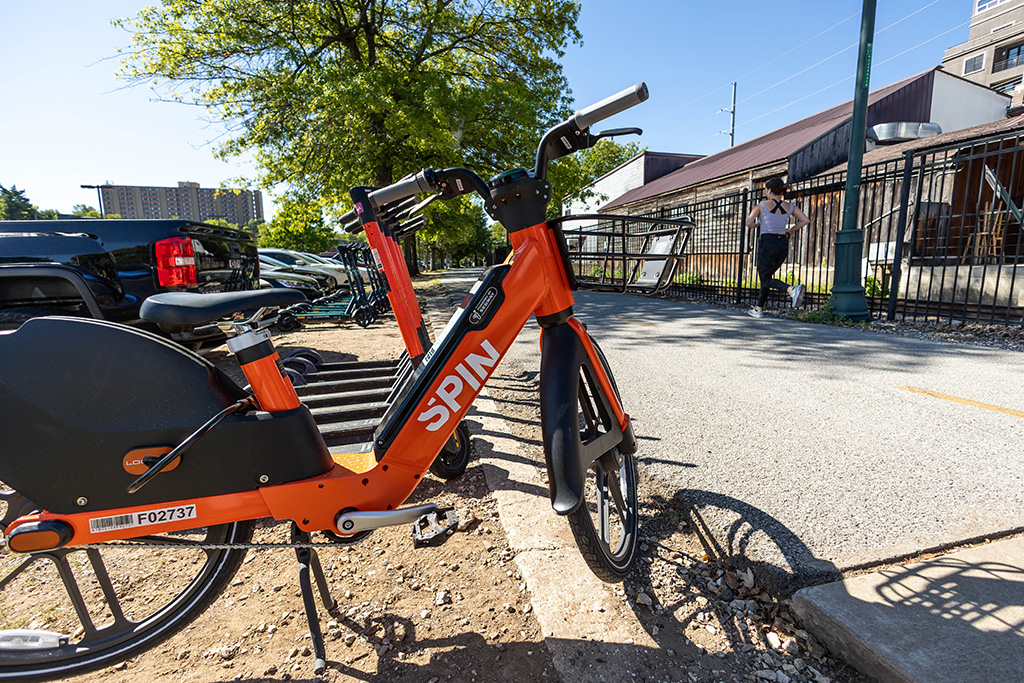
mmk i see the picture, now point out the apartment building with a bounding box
[97,181,264,224]
[942,0,1024,104]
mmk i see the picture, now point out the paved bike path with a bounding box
[436,267,1024,682]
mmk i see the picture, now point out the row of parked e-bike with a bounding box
[267,196,472,481]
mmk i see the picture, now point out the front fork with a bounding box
[538,319,636,515]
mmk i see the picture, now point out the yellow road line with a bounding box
[897,386,1024,419]
[616,316,656,328]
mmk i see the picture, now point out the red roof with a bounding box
[604,70,939,210]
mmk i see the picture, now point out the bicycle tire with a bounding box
[429,421,471,480]
[564,337,639,582]
[0,517,254,681]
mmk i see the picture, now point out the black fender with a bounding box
[539,322,628,515]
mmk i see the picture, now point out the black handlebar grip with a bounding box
[574,83,649,129]
[368,170,433,208]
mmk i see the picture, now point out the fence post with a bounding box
[887,150,915,321]
[737,188,749,304]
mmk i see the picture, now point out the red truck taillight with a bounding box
[155,236,198,288]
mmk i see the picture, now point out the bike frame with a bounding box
[5,81,650,555]
[5,214,628,551]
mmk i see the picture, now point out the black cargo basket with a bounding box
[551,214,694,295]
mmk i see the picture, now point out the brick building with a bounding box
[97,181,263,224]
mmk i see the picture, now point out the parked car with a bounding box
[0,219,259,346]
[258,254,336,294]
[259,268,323,301]
[259,248,348,287]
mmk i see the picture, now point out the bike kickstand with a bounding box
[291,523,329,675]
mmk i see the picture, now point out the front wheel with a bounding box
[565,339,638,582]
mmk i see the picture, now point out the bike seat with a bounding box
[141,290,307,326]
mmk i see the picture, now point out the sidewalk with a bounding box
[429,266,1024,683]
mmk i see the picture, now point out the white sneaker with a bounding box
[790,284,806,308]
[747,307,764,318]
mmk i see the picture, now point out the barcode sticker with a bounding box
[89,504,197,534]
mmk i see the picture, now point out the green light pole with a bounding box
[832,0,875,321]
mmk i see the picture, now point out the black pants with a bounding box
[756,234,789,308]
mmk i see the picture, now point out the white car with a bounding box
[258,248,349,287]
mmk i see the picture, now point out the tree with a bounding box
[72,204,102,218]
[259,197,339,253]
[118,0,581,197]
[548,138,642,219]
[416,195,491,266]
[0,185,38,220]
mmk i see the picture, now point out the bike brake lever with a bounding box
[592,127,643,141]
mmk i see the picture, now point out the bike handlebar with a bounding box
[368,170,432,209]
[574,82,648,129]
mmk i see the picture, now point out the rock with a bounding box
[766,631,782,649]
[782,638,801,656]
[263,665,278,675]
[754,671,776,681]
[421,609,431,619]
[456,507,477,531]
[435,590,451,606]
[776,672,791,683]
[636,592,653,607]
[344,634,357,647]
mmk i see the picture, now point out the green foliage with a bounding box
[72,204,102,218]
[1,185,38,220]
[677,272,704,285]
[417,196,491,264]
[792,303,874,329]
[864,275,890,297]
[118,0,582,202]
[550,139,642,218]
[259,198,339,253]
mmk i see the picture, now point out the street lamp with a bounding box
[80,184,110,218]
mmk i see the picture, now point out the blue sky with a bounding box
[1,1,974,218]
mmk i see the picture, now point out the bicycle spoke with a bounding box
[86,548,129,626]
[53,552,97,634]
[596,469,611,544]
[606,467,629,526]
[0,554,39,591]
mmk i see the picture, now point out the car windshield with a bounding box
[263,251,300,265]
[259,255,288,268]
[300,253,334,265]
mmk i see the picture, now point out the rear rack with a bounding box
[551,214,694,294]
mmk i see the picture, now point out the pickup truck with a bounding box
[0,219,260,347]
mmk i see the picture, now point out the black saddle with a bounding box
[141,289,306,327]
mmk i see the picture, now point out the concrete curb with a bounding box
[421,273,656,682]
[790,534,1024,683]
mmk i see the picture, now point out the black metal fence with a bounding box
[567,126,1024,325]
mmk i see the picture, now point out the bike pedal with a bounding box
[411,508,458,548]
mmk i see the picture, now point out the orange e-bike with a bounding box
[0,83,648,680]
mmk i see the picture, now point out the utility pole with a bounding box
[720,82,737,147]
[832,0,874,321]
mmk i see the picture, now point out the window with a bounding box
[964,53,985,75]
[995,43,1024,72]
[976,0,1010,13]
[992,77,1022,94]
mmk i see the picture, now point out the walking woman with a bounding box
[745,177,810,318]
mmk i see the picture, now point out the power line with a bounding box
[648,0,956,147]
[735,18,971,131]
